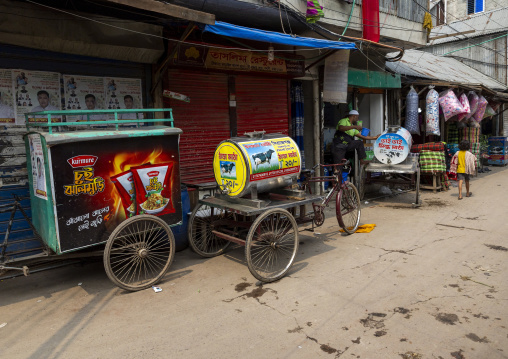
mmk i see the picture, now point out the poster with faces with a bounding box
[63,75,106,122]
[0,69,15,124]
[12,70,61,124]
[104,77,143,122]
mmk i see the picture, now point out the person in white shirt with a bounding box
[31,91,59,112]
[0,92,15,119]
[118,95,143,121]
[78,94,104,122]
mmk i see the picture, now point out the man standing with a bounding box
[332,110,379,165]
[31,90,59,112]
[0,92,15,120]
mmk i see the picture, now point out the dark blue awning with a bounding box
[203,21,356,50]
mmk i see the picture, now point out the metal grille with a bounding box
[165,69,230,184]
[236,75,290,136]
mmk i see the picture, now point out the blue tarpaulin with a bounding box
[203,21,356,50]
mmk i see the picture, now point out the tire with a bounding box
[336,182,361,235]
[103,215,175,291]
[245,208,298,282]
[188,203,233,257]
[357,165,367,200]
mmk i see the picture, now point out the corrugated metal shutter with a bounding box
[236,76,290,136]
[165,69,230,184]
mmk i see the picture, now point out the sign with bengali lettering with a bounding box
[175,44,305,77]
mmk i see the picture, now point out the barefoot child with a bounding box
[450,140,477,200]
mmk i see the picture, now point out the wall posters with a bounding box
[63,75,105,122]
[105,77,143,121]
[28,134,48,200]
[0,69,15,124]
[50,134,181,252]
[13,70,62,124]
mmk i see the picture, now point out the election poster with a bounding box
[13,70,61,124]
[0,69,15,124]
[105,77,143,122]
[63,75,106,122]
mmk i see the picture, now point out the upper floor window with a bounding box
[468,0,484,14]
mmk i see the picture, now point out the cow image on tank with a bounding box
[251,148,276,171]
[219,161,237,180]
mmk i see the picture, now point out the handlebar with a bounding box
[312,159,350,169]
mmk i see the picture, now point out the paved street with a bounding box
[1,167,507,359]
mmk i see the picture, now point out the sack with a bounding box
[457,93,470,122]
[438,89,465,121]
[405,87,420,135]
[425,89,440,135]
[466,91,479,120]
[473,96,488,122]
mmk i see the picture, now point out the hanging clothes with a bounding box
[306,0,324,23]
[291,81,305,169]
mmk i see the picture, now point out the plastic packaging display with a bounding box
[457,93,470,122]
[425,89,440,135]
[405,87,420,135]
[483,104,496,119]
[473,95,488,122]
[438,89,465,121]
[466,91,479,120]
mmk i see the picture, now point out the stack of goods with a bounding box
[438,89,465,121]
[446,122,459,144]
[488,136,508,166]
[406,87,420,135]
[425,89,440,136]
[411,143,449,190]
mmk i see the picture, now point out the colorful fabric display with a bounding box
[306,1,324,23]
[411,142,445,153]
[473,96,488,122]
[459,127,480,143]
[470,143,481,167]
[446,143,459,156]
[425,89,440,135]
[438,89,465,121]
[406,87,420,135]
[420,150,446,173]
[466,91,479,120]
[441,173,450,190]
[447,122,459,143]
[457,94,470,122]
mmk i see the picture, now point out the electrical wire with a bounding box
[442,32,508,56]
[338,0,355,40]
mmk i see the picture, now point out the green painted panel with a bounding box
[348,69,401,88]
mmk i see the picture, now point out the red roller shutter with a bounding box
[165,69,230,184]
[236,76,290,136]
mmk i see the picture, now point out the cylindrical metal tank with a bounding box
[213,133,302,197]
[373,126,413,165]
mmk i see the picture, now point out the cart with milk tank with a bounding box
[188,132,361,283]
[0,109,183,291]
[360,126,420,206]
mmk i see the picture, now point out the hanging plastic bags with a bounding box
[483,104,496,119]
[466,91,479,120]
[425,88,440,135]
[405,86,420,135]
[473,95,488,122]
[457,93,470,122]
[438,89,464,121]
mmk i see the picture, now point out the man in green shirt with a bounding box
[332,110,379,165]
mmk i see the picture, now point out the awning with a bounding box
[203,21,356,50]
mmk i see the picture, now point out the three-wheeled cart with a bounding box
[1,109,183,291]
[188,132,361,282]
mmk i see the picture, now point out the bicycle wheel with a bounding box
[245,208,298,282]
[104,215,175,291]
[357,165,367,200]
[336,182,361,234]
[188,203,233,257]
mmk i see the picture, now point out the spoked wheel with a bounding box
[245,208,298,282]
[336,182,361,235]
[312,204,325,227]
[188,203,234,257]
[104,215,175,291]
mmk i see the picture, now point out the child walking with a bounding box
[450,140,477,200]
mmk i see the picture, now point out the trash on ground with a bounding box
[340,224,376,233]
[152,286,163,293]
[365,201,369,204]
[0,323,6,329]
[78,283,82,286]
[379,186,392,195]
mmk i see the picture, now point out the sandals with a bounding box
[466,192,472,197]
[458,197,463,200]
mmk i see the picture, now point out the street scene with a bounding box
[1,0,508,358]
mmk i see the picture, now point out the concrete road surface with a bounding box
[1,166,507,359]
